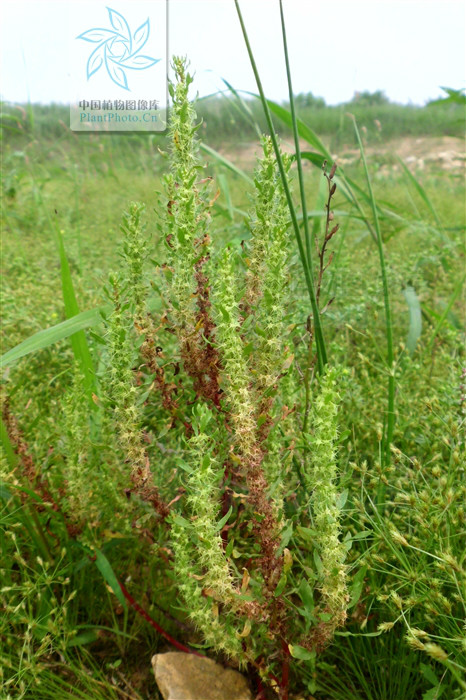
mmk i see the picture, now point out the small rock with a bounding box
[152,652,252,700]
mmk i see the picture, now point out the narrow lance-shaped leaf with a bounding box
[403,285,422,355]
[0,418,19,471]
[351,116,395,481]
[57,230,98,410]
[397,156,443,231]
[0,296,162,370]
[200,143,253,185]
[80,544,128,609]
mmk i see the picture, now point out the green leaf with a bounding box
[56,231,97,409]
[337,488,348,510]
[0,481,12,501]
[274,573,287,597]
[220,77,263,140]
[397,156,442,228]
[289,643,315,661]
[319,612,333,622]
[298,151,327,169]
[313,550,324,575]
[216,506,233,532]
[171,514,190,528]
[0,418,18,471]
[32,590,52,640]
[67,630,99,648]
[1,306,108,369]
[1,295,161,370]
[422,685,445,700]
[279,522,293,553]
[403,285,422,354]
[296,525,317,541]
[95,549,126,608]
[351,530,373,541]
[216,304,230,323]
[348,565,367,609]
[217,173,234,221]
[264,98,329,157]
[177,460,193,474]
[420,663,441,688]
[429,86,466,106]
[298,579,314,612]
[80,545,127,609]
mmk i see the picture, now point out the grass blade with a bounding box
[200,143,253,185]
[396,156,444,231]
[1,295,162,370]
[424,273,465,355]
[221,77,263,140]
[279,0,313,270]
[299,151,327,169]
[57,231,97,409]
[265,98,330,157]
[351,116,395,480]
[80,544,127,609]
[234,0,327,373]
[217,173,234,221]
[0,418,19,470]
[1,307,107,369]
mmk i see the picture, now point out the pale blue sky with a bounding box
[1,0,465,106]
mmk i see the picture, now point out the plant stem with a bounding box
[234,0,327,374]
[117,579,206,658]
[279,0,312,270]
[280,638,290,700]
[352,117,395,488]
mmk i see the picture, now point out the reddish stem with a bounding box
[118,579,205,658]
[255,674,267,700]
[280,639,290,700]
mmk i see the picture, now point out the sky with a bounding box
[1,0,465,107]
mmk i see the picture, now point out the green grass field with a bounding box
[1,68,465,700]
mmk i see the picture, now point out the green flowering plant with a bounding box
[94,55,348,693]
[0,55,348,700]
[141,56,348,693]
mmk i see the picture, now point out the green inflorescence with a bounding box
[304,366,348,640]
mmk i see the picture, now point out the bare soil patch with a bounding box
[219,136,465,174]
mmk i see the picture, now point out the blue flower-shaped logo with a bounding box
[76,7,160,91]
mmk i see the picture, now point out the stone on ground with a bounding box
[152,652,252,700]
